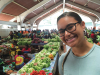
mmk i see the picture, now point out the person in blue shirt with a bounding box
[57,12,100,75]
[18,31,22,38]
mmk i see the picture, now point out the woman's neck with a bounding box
[72,40,93,57]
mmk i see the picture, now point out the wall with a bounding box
[0,29,17,38]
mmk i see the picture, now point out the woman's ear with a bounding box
[81,21,85,30]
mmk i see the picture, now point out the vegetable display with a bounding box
[18,36,61,74]
[96,35,100,42]
[87,38,93,43]
[32,38,44,43]
[17,38,32,46]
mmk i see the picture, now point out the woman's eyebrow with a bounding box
[59,29,65,31]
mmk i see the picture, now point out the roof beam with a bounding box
[12,1,28,10]
[89,0,100,6]
[84,0,90,6]
[38,0,40,3]
[19,0,51,24]
[63,0,65,12]
[25,1,62,24]
[11,0,50,23]
[96,7,100,10]
[0,0,14,13]
[1,12,16,16]
[66,6,98,27]
[66,1,100,20]
[31,12,37,15]
[35,7,62,25]
[54,0,56,4]
[73,0,75,2]
[43,5,46,10]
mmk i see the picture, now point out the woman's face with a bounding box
[10,31,12,34]
[25,46,28,49]
[57,16,85,47]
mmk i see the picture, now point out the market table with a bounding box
[31,43,47,51]
[31,43,47,45]
[11,53,58,75]
[27,53,58,73]
[0,48,9,56]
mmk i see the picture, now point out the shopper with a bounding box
[21,44,31,53]
[13,31,18,39]
[18,31,22,38]
[15,51,24,70]
[0,36,1,40]
[9,31,13,39]
[57,12,100,75]
[31,30,33,40]
[28,31,31,38]
[33,30,37,38]
[48,32,52,39]
[91,31,95,39]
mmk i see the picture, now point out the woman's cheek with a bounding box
[60,37,66,43]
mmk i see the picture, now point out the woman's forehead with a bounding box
[57,17,77,28]
[58,16,77,23]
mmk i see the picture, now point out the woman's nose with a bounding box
[65,30,71,36]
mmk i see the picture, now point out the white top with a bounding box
[63,43,71,52]
[66,45,71,52]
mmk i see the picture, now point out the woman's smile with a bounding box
[65,34,78,44]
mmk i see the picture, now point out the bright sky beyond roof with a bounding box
[38,9,95,30]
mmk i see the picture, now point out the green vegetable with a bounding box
[0,47,4,49]
[44,69,49,72]
[17,41,22,45]
[27,68,34,73]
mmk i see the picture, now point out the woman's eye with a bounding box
[68,25,73,30]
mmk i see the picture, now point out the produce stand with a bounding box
[42,53,58,73]
[26,53,58,73]
[0,45,9,56]
[31,43,47,51]
[0,48,8,55]
[9,35,61,75]
[0,40,2,45]
[31,43,47,46]
[10,52,58,75]
[9,52,58,75]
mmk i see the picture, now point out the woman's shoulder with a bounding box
[59,52,68,62]
[94,44,100,49]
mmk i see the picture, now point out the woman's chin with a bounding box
[66,41,77,47]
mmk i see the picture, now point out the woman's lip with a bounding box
[66,35,77,43]
[67,37,76,43]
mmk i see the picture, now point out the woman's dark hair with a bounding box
[16,32,18,35]
[13,40,17,45]
[92,31,94,33]
[25,44,29,50]
[57,12,82,24]
[18,51,22,55]
[21,31,23,34]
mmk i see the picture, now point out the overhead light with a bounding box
[33,0,37,2]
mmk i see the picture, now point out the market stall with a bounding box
[10,36,61,75]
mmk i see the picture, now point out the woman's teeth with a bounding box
[68,37,74,41]
[67,36,76,43]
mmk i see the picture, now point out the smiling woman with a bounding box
[57,12,100,75]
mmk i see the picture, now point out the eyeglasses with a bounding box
[58,22,79,37]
